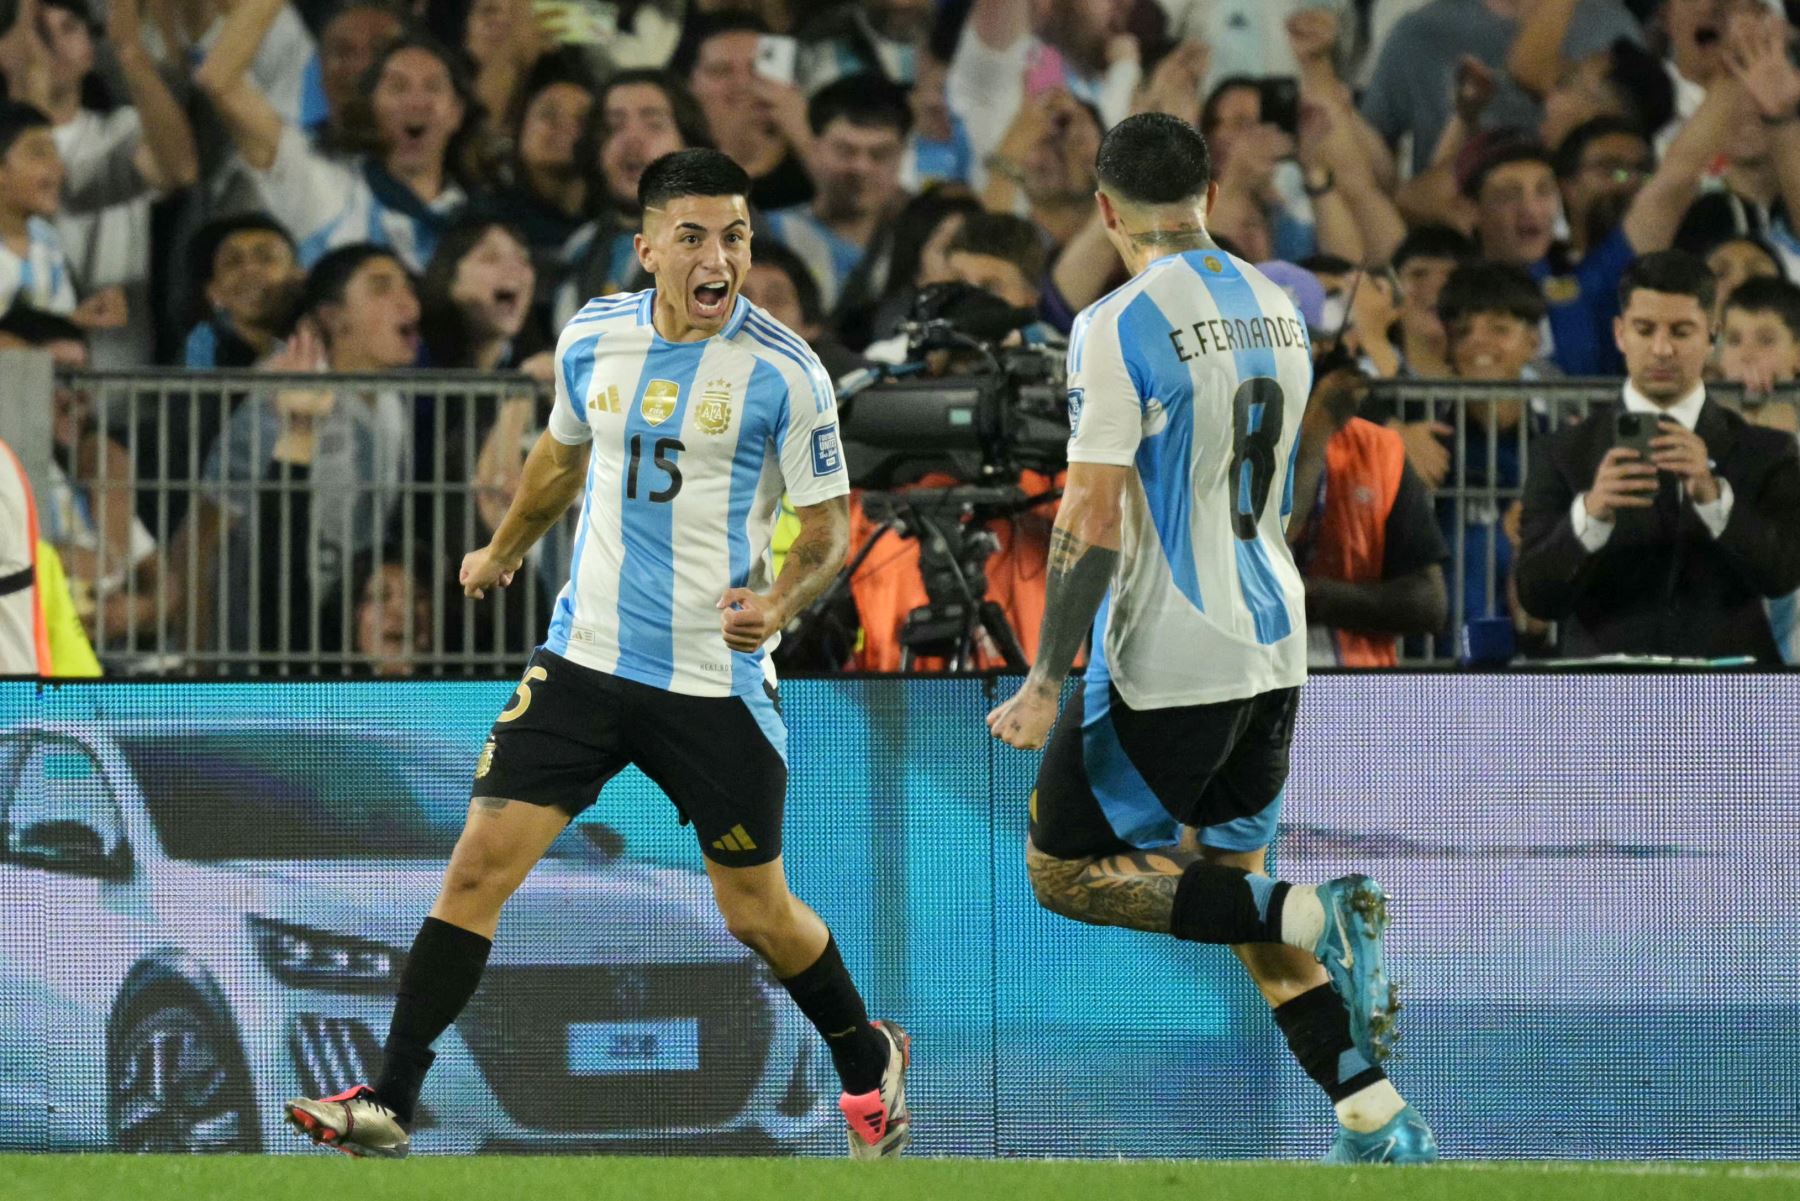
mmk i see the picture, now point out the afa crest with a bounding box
[696,379,734,435]
[1543,275,1581,305]
[475,737,496,779]
[641,379,680,425]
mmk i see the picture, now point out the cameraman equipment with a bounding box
[780,282,1070,671]
[837,282,1071,488]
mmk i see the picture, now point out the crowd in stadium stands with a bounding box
[6,0,1800,676]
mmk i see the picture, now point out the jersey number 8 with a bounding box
[626,435,685,503]
[1228,378,1284,542]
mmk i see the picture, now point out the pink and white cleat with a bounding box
[283,1085,410,1158]
[839,1021,911,1160]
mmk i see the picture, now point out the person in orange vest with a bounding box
[1280,274,1448,667]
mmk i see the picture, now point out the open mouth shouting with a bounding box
[690,277,733,324]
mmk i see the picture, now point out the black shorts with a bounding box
[1029,681,1299,860]
[472,648,787,866]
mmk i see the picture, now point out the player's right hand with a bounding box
[1583,447,1659,522]
[460,546,521,599]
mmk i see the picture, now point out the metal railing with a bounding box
[40,366,566,676]
[24,366,1790,675]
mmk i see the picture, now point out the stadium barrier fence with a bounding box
[3,360,1792,674]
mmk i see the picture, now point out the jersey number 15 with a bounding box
[626,435,685,503]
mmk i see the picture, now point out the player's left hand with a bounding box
[718,587,781,653]
[986,683,1058,751]
[1649,419,1721,504]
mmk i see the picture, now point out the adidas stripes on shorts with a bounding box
[471,647,786,867]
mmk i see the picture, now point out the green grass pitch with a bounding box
[6,1156,1797,1201]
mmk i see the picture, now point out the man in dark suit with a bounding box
[1516,250,1800,662]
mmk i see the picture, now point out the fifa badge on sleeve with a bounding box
[811,425,843,476]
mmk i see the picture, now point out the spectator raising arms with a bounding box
[950,0,1140,178]
[22,0,199,367]
[1361,0,1641,175]
[200,7,479,272]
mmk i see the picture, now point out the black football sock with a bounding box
[776,934,888,1096]
[374,916,493,1125]
[1167,860,1290,944]
[1272,983,1387,1102]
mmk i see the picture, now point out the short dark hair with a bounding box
[1392,224,1476,272]
[1722,275,1800,341]
[1200,76,1260,136]
[1552,115,1650,180]
[1096,112,1213,206]
[749,239,824,328]
[1618,249,1716,315]
[638,147,751,212]
[1458,132,1554,199]
[0,302,85,347]
[946,212,1050,285]
[189,213,296,289]
[186,212,297,323]
[0,102,50,160]
[807,71,913,139]
[300,243,408,319]
[1437,261,1548,328]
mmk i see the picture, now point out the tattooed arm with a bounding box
[987,462,1130,749]
[720,495,850,653]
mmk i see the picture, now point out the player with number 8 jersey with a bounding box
[280,150,911,1163]
[986,114,1436,1164]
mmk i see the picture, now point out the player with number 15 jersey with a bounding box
[282,150,911,1163]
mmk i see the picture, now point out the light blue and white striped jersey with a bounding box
[1067,248,1312,709]
[544,289,849,697]
[0,217,77,316]
[254,127,464,272]
[763,207,864,312]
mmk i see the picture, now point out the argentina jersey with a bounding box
[256,128,463,271]
[1066,249,1312,709]
[0,217,77,316]
[544,288,849,697]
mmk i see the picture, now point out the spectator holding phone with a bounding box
[676,13,814,211]
[1516,250,1800,662]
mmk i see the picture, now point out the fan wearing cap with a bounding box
[1457,63,1732,377]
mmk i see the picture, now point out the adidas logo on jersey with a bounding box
[711,825,758,853]
[589,385,624,414]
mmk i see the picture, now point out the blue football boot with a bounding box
[1312,874,1399,1062]
[1321,1105,1439,1164]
